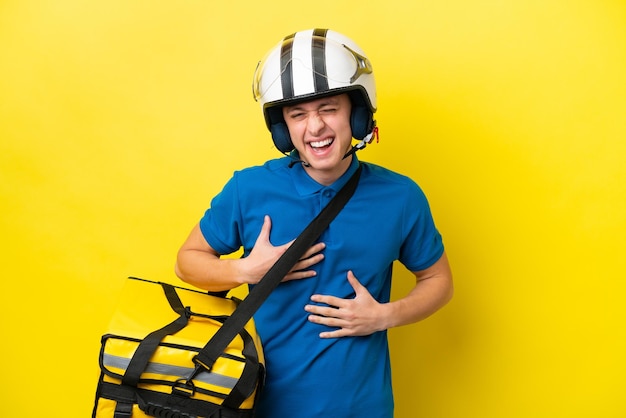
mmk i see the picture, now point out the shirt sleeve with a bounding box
[399,181,444,272]
[198,174,243,256]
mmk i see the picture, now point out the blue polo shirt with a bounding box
[199,155,443,418]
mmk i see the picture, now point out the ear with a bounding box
[270,122,294,153]
[350,106,374,140]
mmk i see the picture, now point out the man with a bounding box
[176,28,453,418]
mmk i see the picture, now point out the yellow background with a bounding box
[1,0,625,417]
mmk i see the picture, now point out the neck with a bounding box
[303,154,353,186]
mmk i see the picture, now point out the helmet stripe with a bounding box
[312,28,329,93]
[280,33,296,99]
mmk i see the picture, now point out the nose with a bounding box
[306,112,325,135]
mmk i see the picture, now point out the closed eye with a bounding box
[286,111,306,120]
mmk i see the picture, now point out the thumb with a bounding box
[256,215,272,244]
[346,270,365,295]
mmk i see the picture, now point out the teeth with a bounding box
[310,138,333,148]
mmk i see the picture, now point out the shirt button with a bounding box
[323,190,333,198]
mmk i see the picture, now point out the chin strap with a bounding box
[288,157,310,168]
[343,125,379,160]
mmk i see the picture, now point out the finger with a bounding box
[293,253,324,271]
[307,311,350,330]
[283,269,317,281]
[319,329,352,339]
[307,315,353,339]
[300,242,326,259]
[309,294,346,309]
[305,304,343,319]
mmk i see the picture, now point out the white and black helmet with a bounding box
[252,28,377,153]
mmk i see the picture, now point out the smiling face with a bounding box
[282,93,353,185]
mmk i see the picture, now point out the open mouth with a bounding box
[309,138,334,150]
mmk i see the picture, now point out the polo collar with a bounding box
[289,152,361,197]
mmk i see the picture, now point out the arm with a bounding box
[382,251,453,328]
[305,251,453,338]
[175,215,326,292]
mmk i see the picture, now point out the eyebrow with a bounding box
[284,98,340,112]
